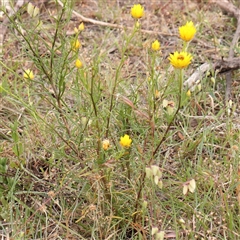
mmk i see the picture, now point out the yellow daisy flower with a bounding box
[120,134,132,148]
[168,51,192,69]
[23,69,34,80]
[151,40,161,51]
[179,21,196,42]
[131,4,144,19]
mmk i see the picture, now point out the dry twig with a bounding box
[56,0,175,37]
[184,57,240,89]
[210,0,240,101]
[185,1,240,95]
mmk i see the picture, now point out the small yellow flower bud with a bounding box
[102,139,110,150]
[155,89,160,99]
[74,27,78,34]
[23,69,34,80]
[197,84,202,91]
[210,77,215,84]
[78,22,84,31]
[120,134,132,148]
[186,89,191,97]
[135,21,140,28]
[179,218,185,224]
[75,59,83,68]
[151,40,161,51]
[72,39,81,51]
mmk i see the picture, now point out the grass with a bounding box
[0,0,240,239]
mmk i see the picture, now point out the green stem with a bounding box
[50,1,66,83]
[133,69,184,223]
[152,69,183,157]
[89,67,101,157]
[105,27,138,138]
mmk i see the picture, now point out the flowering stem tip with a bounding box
[131,4,144,19]
[179,21,196,42]
[168,51,192,69]
[120,134,132,148]
[151,40,161,51]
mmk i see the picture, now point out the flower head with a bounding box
[186,89,191,97]
[179,21,196,42]
[72,39,81,51]
[23,69,34,80]
[75,59,83,68]
[155,89,160,99]
[74,23,85,34]
[78,22,84,31]
[168,51,192,69]
[27,3,39,18]
[131,4,144,19]
[120,134,132,148]
[102,139,110,150]
[151,40,160,51]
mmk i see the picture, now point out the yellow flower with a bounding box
[168,51,192,69]
[186,89,191,97]
[120,134,132,148]
[210,77,215,84]
[131,4,144,19]
[74,27,78,34]
[72,39,81,51]
[74,23,85,34]
[179,21,196,42]
[78,22,84,31]
[151,40,160,51]
[23,69,34,80]
[75,59,83,68]
[102,139,110,150]
[155,89,160,99]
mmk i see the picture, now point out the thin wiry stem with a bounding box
[133,69,183,223]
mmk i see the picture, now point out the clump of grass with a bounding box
[0,1,239,239]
